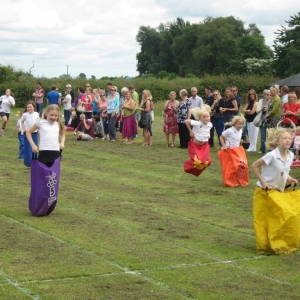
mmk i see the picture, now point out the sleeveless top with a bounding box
[245,101,257,122]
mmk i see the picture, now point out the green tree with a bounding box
[78,73,87,79]
[136,26,161,75]
[273,12,300,77]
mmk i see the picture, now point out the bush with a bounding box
[0,64,279,107]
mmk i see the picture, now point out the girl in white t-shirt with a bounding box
[26,104,65,167]
[220,116,245,150]
[0,88,15,135]
[252,127,297,192]
[21,101,39,167]
[185,105,212,145]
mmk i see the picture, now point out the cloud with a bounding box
[0,0,300,78]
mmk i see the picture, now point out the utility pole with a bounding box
[66,64,69,76]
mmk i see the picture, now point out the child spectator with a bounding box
[92,114,103,138]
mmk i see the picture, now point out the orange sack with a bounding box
[218,146,248,187]
[184,140,211,177]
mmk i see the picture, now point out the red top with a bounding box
[282,102,300,125]
[81,94,93,112]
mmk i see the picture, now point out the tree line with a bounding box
[136,13,300,79]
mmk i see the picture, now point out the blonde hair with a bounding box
[43,104,65,135]
[224,115,245,127]
[192,105,211,120]
[266,127,293,150]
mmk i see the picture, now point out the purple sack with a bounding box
[28,155,61,216]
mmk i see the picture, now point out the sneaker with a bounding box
[0,129,4,137]
[257,151,264,154]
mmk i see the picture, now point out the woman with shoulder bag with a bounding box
[136,90,152,146]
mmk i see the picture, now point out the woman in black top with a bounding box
[243,89,259,152]
[177,89,192,149]
[221,87,238,128]
[210,90,225,148]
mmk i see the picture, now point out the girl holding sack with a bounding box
[184,105,212,177]
[218,115,248,187]
[252,127,300,255]
[26,105,65,216]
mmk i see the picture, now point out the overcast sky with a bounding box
[1,0,299,79]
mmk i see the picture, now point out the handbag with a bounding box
[77,104,86,113]
[138,115,147,128]
[253,111,262,127]
[28,154,61,216]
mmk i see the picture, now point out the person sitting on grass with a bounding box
[74,114,95,141]
[92,114,103,139]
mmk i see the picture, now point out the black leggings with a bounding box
[38,150,60,167]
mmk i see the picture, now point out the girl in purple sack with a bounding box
[26,104,65,167]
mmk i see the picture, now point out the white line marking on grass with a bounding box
[0,269,41,300]
[0,214,199,299]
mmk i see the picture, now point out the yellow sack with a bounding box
[253,187,300,255]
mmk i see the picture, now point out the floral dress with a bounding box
[163,100,179,134]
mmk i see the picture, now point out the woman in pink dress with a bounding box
[163,91,179,147]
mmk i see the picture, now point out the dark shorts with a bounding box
[0,112,10,119]
[38,150,60,167]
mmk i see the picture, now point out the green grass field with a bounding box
[1,104,300,299]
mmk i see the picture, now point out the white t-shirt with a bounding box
[63,94,72,110]
[190,120,212,142]
[0,95,15,113]
[222,126,242,149]
[257,147,294,192]
[17,118,24,134]
[21,112,39,131]
[36,119,60,151]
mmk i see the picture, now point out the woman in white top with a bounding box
[62,90,72,126]
[21,101,39,167]
[0,89,15,136]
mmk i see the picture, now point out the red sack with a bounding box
[184,140,211,177]
[218,146,248,187]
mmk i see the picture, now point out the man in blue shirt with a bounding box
[47,85,61,106]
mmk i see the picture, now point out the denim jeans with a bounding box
[213,118,224,146]
[18,133,24,158]
[36,103,43,117]
[64,109,71,126]
[107,113,117,141]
